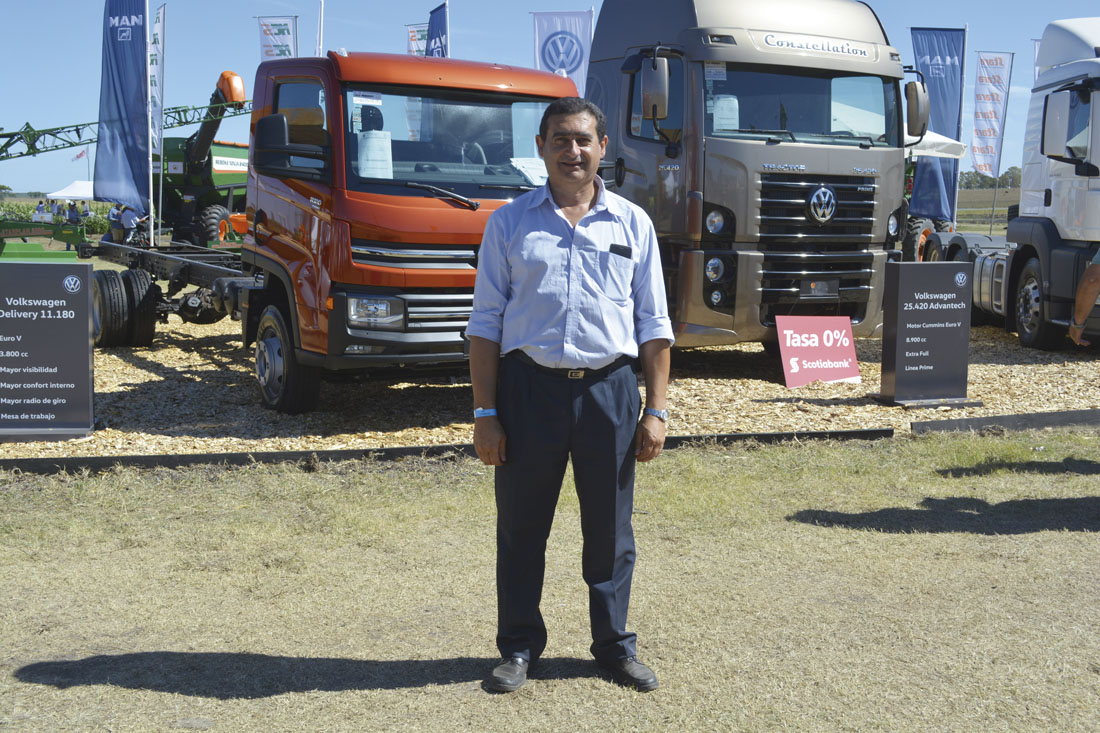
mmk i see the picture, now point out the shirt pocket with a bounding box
[596,246,635,305]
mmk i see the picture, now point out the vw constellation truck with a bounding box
[930,18,1100,351]
[585,0,929,348]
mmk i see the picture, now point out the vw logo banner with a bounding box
[532,10,593,96]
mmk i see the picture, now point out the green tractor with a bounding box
[153,71,249,248]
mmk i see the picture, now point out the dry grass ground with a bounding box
[2,431,1099,731]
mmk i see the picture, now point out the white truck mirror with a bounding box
[1042,91,1072,158]
[904,81,929,138]
[641,56,669,121]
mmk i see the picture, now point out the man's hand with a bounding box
[474,416,507,466]
[634,414,666,462]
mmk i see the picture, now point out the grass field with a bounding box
[2,430,1098,731]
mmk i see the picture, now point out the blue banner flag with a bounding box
[426,2,448,58]
[910,28,967,223]
[94,0,150,214]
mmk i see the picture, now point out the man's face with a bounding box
[537,112,607,189]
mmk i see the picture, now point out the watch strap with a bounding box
[643,407,669,423]
[473,407,498,419]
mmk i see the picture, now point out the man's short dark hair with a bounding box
[539,97,607,141]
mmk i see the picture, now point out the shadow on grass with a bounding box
[789,496,1100,534]
[15,652,599,698]
[937,457,1100,478]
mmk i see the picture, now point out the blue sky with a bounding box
[1,0,1097,193]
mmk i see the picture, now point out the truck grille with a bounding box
[759,173,876,244]
[401,291,474,331]
[756,173,879,326]
[351,238,476,270]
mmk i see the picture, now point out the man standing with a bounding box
[466,97,673,693]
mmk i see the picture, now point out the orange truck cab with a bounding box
[240,51,576,412]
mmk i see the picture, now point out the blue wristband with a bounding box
[474,407,498,419]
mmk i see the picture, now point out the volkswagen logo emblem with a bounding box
[63,275,82,293]
[541,31,584,75]
[807,186,837,224]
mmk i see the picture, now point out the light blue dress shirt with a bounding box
[467,177,674,370]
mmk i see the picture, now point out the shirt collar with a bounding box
[529,175,616,217]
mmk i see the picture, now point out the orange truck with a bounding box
[86,51,575,413]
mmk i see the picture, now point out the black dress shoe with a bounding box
[598,656,659,692]
[488,656,529,692]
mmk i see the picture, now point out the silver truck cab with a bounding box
[587,0,928,346]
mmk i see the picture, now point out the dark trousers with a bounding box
[494,352,641,664]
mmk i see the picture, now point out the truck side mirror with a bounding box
[253,113,329,182]
[254,114,292,173]
[904,81,929,138]
[641,57,669,121]
[1041,91,1072,158]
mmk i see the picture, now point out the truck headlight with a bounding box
[347,295,404,330]
[887,213,899,237]
[705,210,725,234]
[709,289,723,306]
[705,257,725,282]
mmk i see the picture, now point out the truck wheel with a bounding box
[198,205,231,247]
[254,304,321,413]
[92,269,130,347]
[902,218,933,262]
[121,269,160,346]
[1015,257,1064,350]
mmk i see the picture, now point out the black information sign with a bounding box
[880,261,982,407]
[0,262,93,440]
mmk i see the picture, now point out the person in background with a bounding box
[120,205,141,243]
[66,201,81,224]
[1068,259,1100,346]
[51,200,61,218]
[35,200,45,213]
[81,201,92,219]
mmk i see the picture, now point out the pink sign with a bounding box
[775,316,861,388]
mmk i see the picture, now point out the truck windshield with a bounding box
[343,86,550,199]
[704,65,901,147]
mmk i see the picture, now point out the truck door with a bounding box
[255,78,333,354]
[1046,87,1097,241]
[619,55,686,236]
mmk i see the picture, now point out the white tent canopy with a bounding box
[46,180,93,201]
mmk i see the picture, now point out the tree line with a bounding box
[959,167,1021,189]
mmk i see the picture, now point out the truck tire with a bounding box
[121,269,160,346]
[198,205,231,247]
[1015,257,1065,350]
[254,304,321,413]
[923,236,944,262]
[92,269,130,347]
[902,218,933,262]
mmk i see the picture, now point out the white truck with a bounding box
[585,0,929,350]
[931,17,1100,349]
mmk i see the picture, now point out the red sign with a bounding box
[775,315,860,388]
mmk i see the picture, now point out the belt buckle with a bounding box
[567,369,585,379]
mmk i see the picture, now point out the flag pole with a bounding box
[146,0,154,247]
[157,4,166,243]
[316,0,324,56]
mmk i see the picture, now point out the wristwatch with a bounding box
[1071,317,1088,329]
[643,407,669,423]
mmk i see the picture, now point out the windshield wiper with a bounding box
[405,181,480,210]
[724,128,797,141]
[479,183,536,192]
[823,132,878,148]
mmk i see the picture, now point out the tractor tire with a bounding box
[254,304,321,413]
[92,269,130,347]
[1014,257,1065,350]
[902,218,933,262]
[198,205,231,247]
[121,269,159,346]
[934,219,953,233]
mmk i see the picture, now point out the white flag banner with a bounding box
[148,3,166,156]
[1033,39,1041,83]
[259,16,297,61]
[407,23,428,55]
[532,10,593,95]
[971,51,1013,179]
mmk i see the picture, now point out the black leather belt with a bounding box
[509,350,633,380]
